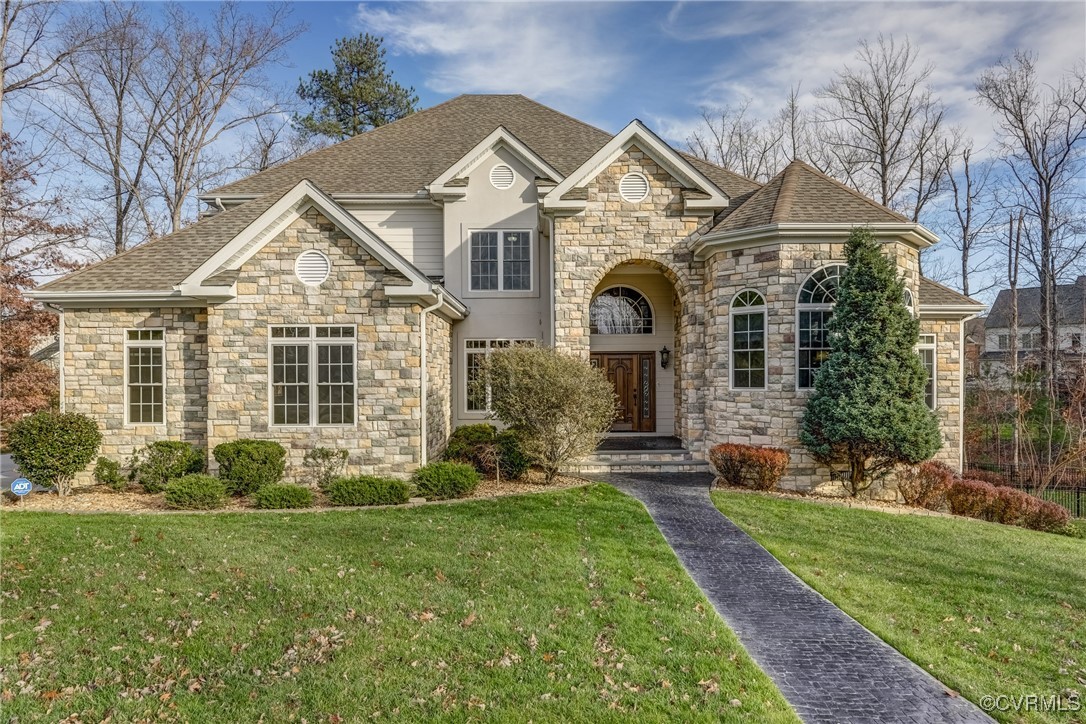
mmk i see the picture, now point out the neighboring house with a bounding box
[964,317,986,380]
[29,95,983,488]
[979,277,1086,380]
[29,336,60,370]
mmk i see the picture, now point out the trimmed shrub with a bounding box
[708,443,790,491]
[946,479,998,519]
[303,447,349,490]
[163,474,227,510]
[897,461,953,509]
[1023,499,1071,532]
[252,483,314,509]
[326,476,410,507]
[443,425,532,480]
[213,440,286,495]
[130,441,205,493]
[989,486,1034,526]
[413,461,480,500]
[8,411,101,496]
[94,457,126,491]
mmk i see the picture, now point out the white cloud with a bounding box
[355,2,629,108]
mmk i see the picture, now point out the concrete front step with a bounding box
[571,461,713,475]
[567,449,712,476]
[580,449,693,463]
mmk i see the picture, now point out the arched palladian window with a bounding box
[731,290,766,389]
[797,264,846,388]
[590,286,654,334]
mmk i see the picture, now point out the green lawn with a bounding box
[712,491,1086,723]
[0,486,795,723]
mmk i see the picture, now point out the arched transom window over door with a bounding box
[590,286,654,335]
[797,264,846,389]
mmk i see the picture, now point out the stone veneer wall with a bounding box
[425,311,453,461]
[552,146,715,451]
[205,209,423,481]
[922,317,964,471]
[63,306,208,485]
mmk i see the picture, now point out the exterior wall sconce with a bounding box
[660,346,671,369]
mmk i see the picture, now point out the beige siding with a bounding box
[349,206,444,276]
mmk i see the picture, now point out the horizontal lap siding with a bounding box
[349,207,444,276]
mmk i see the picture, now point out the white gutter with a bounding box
[419,287,445,465]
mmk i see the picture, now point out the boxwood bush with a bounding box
[413,461,480,500]
[213,439,286,495]
[129,440,204,493]
[93,457,127,491]
[163,474,227,510]
[8,411,101,496]
[326,475,410,507]
[252,483,314,509]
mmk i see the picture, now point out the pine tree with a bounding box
[800,227,941,495]
[295,34,418,141]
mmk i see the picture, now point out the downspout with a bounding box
[548,215,557,347]
[419,287,444,465]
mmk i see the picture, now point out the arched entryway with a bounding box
[589,263,681,436]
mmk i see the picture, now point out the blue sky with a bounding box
[250,0,1084,152]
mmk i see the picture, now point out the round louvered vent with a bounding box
[295,250,330,286]
[619,172,649,202]
[489,164,515,189]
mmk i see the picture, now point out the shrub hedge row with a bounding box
[708,443,790,491]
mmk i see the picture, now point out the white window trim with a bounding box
[795,263,846,390]
[462,338,536,416]
[467,229,534,294]
[730,289,767,391]
[267,324,358,429]
[917,333,937,409]
[123,328,166,427]
[590,284,656,336]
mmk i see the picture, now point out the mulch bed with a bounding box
[0,470,589,514]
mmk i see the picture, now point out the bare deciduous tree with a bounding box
[938,141,1000,297]
[815,35,954,221]
[976,51,1086,391]
[687,99,785,182]
[146,2,304,231]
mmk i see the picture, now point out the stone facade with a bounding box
[923,317,965,470]
[63,306,208,483]
[553,147,714,451]
[205,210,425,481]
[426,312,452,461]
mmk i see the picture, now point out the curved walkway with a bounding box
[602,472,992,724]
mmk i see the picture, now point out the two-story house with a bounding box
[30,95,983,488]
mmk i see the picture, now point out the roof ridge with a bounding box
[791,159,908,223]
[34,197,269,291]
[770,162,799,222]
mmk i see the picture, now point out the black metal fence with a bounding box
[967,464,1085,518]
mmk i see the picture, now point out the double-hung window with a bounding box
[917,334,937,410]
[465,339,535,412]
[469,230,532,291]
[796,265,845,389]
[125,329,165,424]
[731,290,767,389]
[270,325,355,426]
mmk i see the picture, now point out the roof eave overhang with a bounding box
[386,283,469,321]
[693,222,938,258]
[27,289,233,308]
[919,304,986,319]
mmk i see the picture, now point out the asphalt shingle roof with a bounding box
[708,159,908,234]
[918,277,984,308]
[986,278,1086,327]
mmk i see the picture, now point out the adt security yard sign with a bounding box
[10,478,32,496]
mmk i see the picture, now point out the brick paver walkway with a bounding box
[602,472,993,724]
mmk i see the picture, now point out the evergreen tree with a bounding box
[800,227,941,495]
[295,34,418,141]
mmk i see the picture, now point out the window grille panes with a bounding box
[272,344,310,425]
[271,326,311,338]
[315,326,355,338]
[919,347,936,409]
[590,287,653,334]
[798,310,833,389]
[317,344,355,424]
[470,231,499,290]
[798,265,845,304]
[127,343,164,424]
[502,231,532,290]
[732,291,766,389]
[127,329,164,341]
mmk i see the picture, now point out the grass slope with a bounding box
[712,491,1086,723]
[1,486,795,723]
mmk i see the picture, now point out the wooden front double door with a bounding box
[590,352,656,433]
